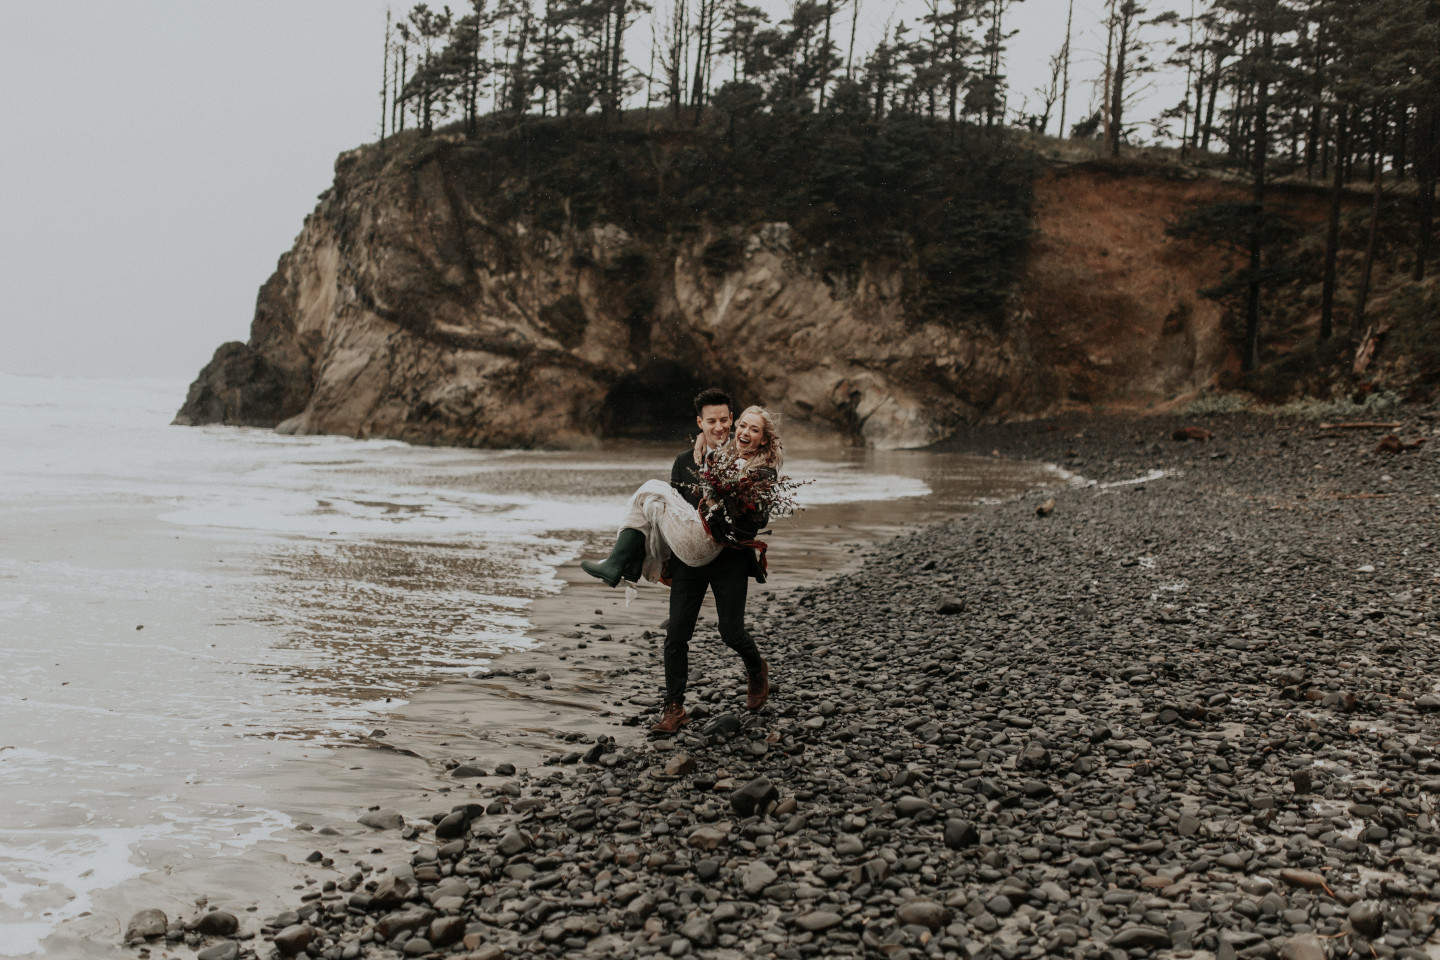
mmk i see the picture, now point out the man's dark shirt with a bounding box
[670,449,704,508]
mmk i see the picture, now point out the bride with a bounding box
[581,406,783,586]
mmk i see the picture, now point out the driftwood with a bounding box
[1353,316,1396,375]
[1172,427,1213,442]
[1317,422,1401,430]
[1375,434,1427,454]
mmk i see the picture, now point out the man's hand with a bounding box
[693,431,708,465]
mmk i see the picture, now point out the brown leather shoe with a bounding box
[746,660,770,711]
[650,702,690,734]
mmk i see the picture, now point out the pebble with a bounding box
[739,861,778,897]
[271,924,314,957]
[896,898,949,930]
[794,910,844,932]
[192,910,238,936]
[1109,925,1173,949]
[196,942,239,960]
[124,909,166,942]
[1280,934,1327,960]
[433,810,468,839]
[216,412,1440,960]
[729,776,777,816]
[357,808,404,831]
[944,818,978,849]
[1349,900,1385,937]
[686,824,729,851]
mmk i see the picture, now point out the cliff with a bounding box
[175,126,1247,449]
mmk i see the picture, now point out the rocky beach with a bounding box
[136,408,1440,960]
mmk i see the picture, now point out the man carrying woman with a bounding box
[581,388,780,733]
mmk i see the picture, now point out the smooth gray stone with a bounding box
[358,808,404,831]
[795,911,844,932]
[194,911,238,937]
[197,942,239,960]
[124,909,167,941]
[897,899,949,930]
[1108,925,1172,950]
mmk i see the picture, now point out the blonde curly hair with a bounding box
[723,405,784,474]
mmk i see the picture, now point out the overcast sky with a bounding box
[0,0,1185,381]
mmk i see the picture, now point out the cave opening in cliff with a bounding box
[600,362,720,442]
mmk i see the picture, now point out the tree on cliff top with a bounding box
[402,4,456,134]
[382,0,1017,132]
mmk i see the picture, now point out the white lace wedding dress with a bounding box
[617,479,722,582]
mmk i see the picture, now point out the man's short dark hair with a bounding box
[693,387,735,417]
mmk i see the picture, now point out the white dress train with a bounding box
[618,479,722,583]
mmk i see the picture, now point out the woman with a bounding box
[581,406,783,587]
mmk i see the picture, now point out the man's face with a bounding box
[696,403,733,449]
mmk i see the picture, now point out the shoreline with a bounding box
[46,451,1057,959]
[156,407,1440,960]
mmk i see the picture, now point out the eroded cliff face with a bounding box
[176,143,1241,448]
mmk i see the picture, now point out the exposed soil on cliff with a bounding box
[175,123,1439,449]
[1015,163,1381,415]
[1017,167,1244,412]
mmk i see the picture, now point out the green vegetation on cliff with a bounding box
[371,112,1035,324]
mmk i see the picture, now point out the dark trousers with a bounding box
[664,548,763,706]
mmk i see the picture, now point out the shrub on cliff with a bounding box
[386,112,1034,326]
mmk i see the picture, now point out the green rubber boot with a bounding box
[581,528,647,587]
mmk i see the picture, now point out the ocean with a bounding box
[0,374,1059,956]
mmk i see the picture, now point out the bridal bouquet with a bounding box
[693,451,809,534]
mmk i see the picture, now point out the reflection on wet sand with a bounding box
[242,448,1062,751]
[251,539,572,727]
[332,449,1066,777]
[19,435,1061,958]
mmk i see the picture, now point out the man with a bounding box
[652,387,770,734]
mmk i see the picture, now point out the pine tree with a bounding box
[402,4,456,135]
[380,7,393,142]
[1102,1,1181,156]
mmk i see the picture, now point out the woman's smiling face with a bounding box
[735,412,766,457]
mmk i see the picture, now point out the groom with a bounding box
[652,387,770,733]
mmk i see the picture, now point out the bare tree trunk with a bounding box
[847,0,860,80]
[397,45,408,132]
[986,0,1004,128]
[469,16,482,136]
[818,1,834,110]
[701,1,715,113]
[690,0,708,119]
[1178,0,1194,156]
[1395,104,1408,178]
[422,48,432,134]
[1305,104,1321,178]
[1416,104,1437,281]
[1201,49,1220,152]
[380,8,391,143]
[1320,106,1347,342]
[1191,43,1207,154]
[1102,0,1114,152]
[1242,23,1272,372]
[1306,25,1325,178]
[646,21,657,125]
[1058,0,1073,138]
[610,0,628,124]
[1351,116,1386,337]
[1109,4,1130,158]
[510,6,532,115]
[678,0,689,122]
